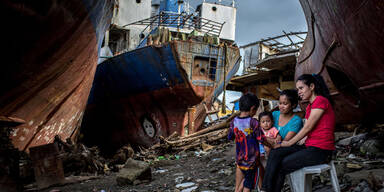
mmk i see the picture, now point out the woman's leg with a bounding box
[273,146,333,192]
[261,145,304,191]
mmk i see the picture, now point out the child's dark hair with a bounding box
[258,111,273,122]
[239,93,259,112]
[280,89,299,108]
[297,74,332,103]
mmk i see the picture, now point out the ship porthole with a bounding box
[142,117,155,138]
[136,0,141,4]
[212,6,217,11]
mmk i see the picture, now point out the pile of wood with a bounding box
[136,112,239,159]
[54,136,107,176]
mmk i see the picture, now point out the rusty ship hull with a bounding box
[0,0,113,151]
[81,41,240,151]
[296,0,384,124]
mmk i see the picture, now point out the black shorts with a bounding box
[240,168,257,189]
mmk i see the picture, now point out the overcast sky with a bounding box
[234,0,307,46]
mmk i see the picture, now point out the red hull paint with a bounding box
[0,0,112,151]
[82,83,201,151]
[296,0,384,123]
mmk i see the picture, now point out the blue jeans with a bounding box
[261,145,333,192]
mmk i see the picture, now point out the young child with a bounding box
[256,111,281,189]
[228,93,274,192]
[258,111,281,158]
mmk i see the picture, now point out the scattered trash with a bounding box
[346,163,362,169]
[181,186,198,192]
[218,168,233,176]
[337,133,368,146]
[154,169,168,174]
[360,139,383,156]
[347,154,357,159]
[352,180,374,192]
[175,176,185,184]
[176,182,196,189]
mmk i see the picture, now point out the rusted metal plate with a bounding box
[29,143,64,189]
[296,0,384,124]
[0,0,113,151]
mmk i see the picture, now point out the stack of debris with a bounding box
[0,117,25,192]
[134,112,239,161]
[53,136,107,176]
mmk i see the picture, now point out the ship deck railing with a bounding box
[124,12,225,37]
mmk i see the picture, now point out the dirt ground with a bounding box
[36,130,384,192]
[39,142,341,192]
[41,141,237,192]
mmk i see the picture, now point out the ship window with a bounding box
[212,6,217,11]
[209,59,217,81]
[193,56,217,81]
[109,28,130,54]
[136,0,141,3]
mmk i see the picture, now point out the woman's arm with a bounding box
[283,131,296,141]
[281,108,325,147]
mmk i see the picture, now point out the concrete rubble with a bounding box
[116,159,151,186]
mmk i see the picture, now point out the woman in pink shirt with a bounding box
[261,74,335,192]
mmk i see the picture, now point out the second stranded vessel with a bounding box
[81,0,240,151]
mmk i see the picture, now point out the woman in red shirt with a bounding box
[261,74,335,192]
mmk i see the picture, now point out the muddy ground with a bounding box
[38,141,351,192]
[40,141,237,192]
[28,129,384,192]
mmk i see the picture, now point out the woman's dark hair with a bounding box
[239,93,260,111]
[258,111,273,122]
[297,74,332,103]
[280,89,299,108]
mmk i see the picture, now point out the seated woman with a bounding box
[273,89,303,142]
[261,74,335,192]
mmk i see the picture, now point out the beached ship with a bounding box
[81,0,240,151]
[0,0,113,151]
[296,0,384,124]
